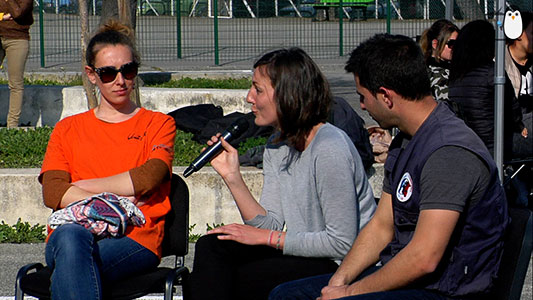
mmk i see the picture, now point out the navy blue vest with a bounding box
[380,103,509,297]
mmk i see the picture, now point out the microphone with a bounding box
[183,117,249,178]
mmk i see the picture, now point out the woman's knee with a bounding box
[194,233,229,255]
[48,224,94,253]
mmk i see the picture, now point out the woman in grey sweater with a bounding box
[186,48,376,300]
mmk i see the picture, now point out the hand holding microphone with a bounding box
[183,118,249,178]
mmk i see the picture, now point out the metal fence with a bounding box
[28,0,532,67]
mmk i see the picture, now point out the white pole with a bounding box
[445,0,453,20]
[288,0,302,18]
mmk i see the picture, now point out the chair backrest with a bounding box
[160,173,189,258]
[489,207,532,300]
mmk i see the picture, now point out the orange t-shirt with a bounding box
[40,108,176,258]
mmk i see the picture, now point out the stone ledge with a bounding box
[0,85,249,127]
[0,164,383,236]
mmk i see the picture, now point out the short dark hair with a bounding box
[449,20,495,82]
[521,11,533,31]
[86,19,140,67]
[345,34,432,101]
[254,47,331,152]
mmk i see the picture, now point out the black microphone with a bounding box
[183,117,249,178]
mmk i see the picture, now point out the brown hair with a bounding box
[420,19,459,63]
[86,19,139,67]
[253,48,331,152]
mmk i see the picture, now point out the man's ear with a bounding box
[85,65,97,85]
[378,87,394,108]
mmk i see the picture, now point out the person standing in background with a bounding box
[0,0,33,128]
[419,19,459,104]
[505,11,532,208]
[449,20,524,158]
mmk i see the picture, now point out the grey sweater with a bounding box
[245,123,376,261]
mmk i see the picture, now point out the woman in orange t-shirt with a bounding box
[39,20,175,299]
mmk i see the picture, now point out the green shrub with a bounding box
[237,136,268,155]
[0,219,46,243]
[173,131,205,166]
[0,127,267,168]
[146,77,251,89]
[188,223,225,243]
[0,127,52,168]
[188,224,202,243]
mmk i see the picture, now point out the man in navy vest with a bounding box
[269,34,509,300]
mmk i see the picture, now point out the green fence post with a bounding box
[177,0,182,58]
[386,0,391,33]
[214,0,219,65]
[38,0,45,67]
[339,0,343,56]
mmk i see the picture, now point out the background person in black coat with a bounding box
[448,20,524,159]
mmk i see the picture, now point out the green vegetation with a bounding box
[0,127,266,168]
[146,77,251,89]
[188,224,203,243]
[0,77,84,86]
[188,223,225,243]
[0,220,222,244]
[0,219,46,243]
[0,127,53,168]
[0,76,251,89]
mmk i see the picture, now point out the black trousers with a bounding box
[185,234,339,300]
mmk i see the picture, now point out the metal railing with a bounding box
[27,0,532,67]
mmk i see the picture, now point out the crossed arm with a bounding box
[319,192,460,300]
[41,159,170,210]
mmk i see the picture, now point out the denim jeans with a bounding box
[45,223,159,300]
[269,267,448,300]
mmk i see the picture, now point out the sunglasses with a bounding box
[92,61,139,83]
[446,39,456,48]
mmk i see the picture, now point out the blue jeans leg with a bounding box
[97,232,159,283]
[45,224,159,300]
[268,266,383,300]
[269,267,447,300]
[269,273,333,300]
[337,289,448,300]
[45,224,103,300]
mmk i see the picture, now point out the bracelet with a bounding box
[268,230,274,246]
[276,231,282,250]
[0,13,4,21]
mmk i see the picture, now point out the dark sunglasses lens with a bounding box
[98,67,119,83]
[122,63,138,80]
[447,40,455,48]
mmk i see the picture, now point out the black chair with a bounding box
[488,207,532,300]
[15,174,190,300]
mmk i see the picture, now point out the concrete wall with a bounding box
[0,165,384,236]
[0,85,249,126]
